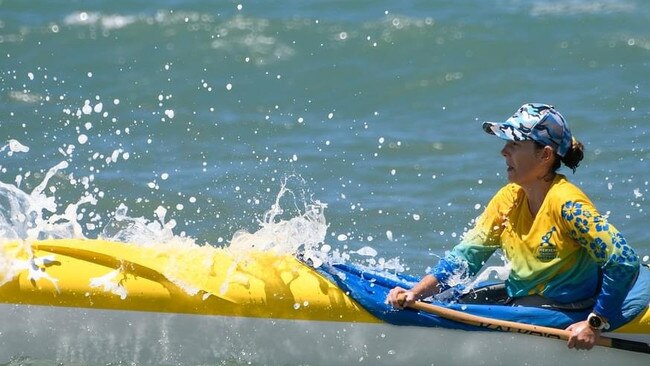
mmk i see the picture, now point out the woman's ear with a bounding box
[540,146,555,162]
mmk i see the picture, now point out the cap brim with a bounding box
[482,121,515,141]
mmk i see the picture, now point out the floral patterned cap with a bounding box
[482,103,573,157]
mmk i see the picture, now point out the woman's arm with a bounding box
[561,200,640,320]
[386,187,510,309]
[386,241,500,309]
[560,200,640,349]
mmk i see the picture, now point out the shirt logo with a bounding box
[536,227,558,262]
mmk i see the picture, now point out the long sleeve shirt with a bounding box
[429,174,640,320]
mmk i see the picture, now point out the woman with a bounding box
[387,103,640,350]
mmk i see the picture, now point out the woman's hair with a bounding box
[535,139,584,174]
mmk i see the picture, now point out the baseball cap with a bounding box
[482,103,573,157]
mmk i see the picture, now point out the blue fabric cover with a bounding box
[316,263,650,331]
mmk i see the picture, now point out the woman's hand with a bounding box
[565,320,600,350]
[386,287,415,309]
[386,275,441,309]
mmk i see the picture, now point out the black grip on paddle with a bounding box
[611,337,650,354]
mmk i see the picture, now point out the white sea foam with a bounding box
[530,1,634,17]
[210,15,295,64]
[63,11,137,30]
[99,203,182,247]
[1,139,30,156]
[0,238,61,291]
[89,268,128,299]
[0,161,94,241]
[7,91,40,103]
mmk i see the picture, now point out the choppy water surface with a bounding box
[1,0,650,364]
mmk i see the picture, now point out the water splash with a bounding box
[1,139,30,156]
[89,268,128,300]
[0,153,398,301]
[0,243,60,291]
[0,160,98,241]
[434,257,512,302]
[100,203,187,247]
[1,150,332,256]
[228,176,328,255]
[465,263,511,289]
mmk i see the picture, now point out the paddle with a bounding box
[399,296,650,354]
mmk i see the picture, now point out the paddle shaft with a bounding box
[407,300,650,354]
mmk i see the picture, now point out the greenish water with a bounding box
[1,0,650,364]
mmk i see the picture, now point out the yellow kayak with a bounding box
[0,238,648,365]
[0,238,379,323]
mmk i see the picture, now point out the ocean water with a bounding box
[1,0,650,364]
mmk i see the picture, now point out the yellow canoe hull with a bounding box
[0,238,379,323]
[1,238,647,334]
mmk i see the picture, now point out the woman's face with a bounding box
[500,140,549,185]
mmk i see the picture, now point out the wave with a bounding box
[529,0,635,17]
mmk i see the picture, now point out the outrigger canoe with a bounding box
[0,238,648,365]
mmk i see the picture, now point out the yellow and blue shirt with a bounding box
[430,175,640,320]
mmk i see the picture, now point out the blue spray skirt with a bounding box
[317,263,650,331]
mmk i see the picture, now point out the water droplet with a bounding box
[356,246,377,257]
[82,102,92,115]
